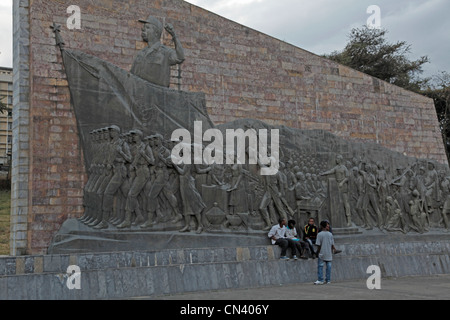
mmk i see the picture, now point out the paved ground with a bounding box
[141,274,450,300]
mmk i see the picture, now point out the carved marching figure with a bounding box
[118,130,155,229]
[424,161,440,217]
[409,189,430,233]
[391,166,411,219]
[174,144,211,234]
[320,155,352,227]
[376,162,389,213]
[276,165,296,218]
[87,128,114,227]
[112,131,134,226]
[141,134,183,228]
[256,156,279,230]
[350,166,367,228]
[294,172,312,220]
[285,160,297,191]
[361,164,384,230]
[257,155,293,229]
[227,163,244,215]
[96,125,132,229]
[415,166,429,216]
[440,175,450,230]
[79,129,102,224]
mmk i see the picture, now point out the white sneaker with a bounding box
[314,281,324,285]
[293,255,298,260]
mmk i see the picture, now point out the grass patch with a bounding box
[0,190,11,256]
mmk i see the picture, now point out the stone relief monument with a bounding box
[48,15,450,254]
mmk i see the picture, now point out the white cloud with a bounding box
[381,0,450,76]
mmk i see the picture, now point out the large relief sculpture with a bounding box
[49,15,449,253]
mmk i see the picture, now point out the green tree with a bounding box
[324,26,450,164]
[324,26,430,92]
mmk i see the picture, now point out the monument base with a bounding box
[331,226,363,235]
[3,231,449,299]
[48,219,269,254]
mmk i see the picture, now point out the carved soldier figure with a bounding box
[409,190,429,233]
[320,155,352,227]
[131,15,185,87]
[361,164,384,230]
[257,156,283,230]
[424,161,439,215]
[227,163,244,215]
[285,160,297,191]
[166,139,181,196]
[277,162,288,198]
[88,128,114,227]
[376,162,389,212]
[141,134,183,227]
[118,129,155,229]
[174,146,211,234]
[95,125,132,229]
[79,129,102,223]
[111,131,134,226]
[312,174,326,200]
[391,166,410,217]
[350,167,367,228]
[440,175,450,230]
[295,172,312,221]
[415,166,429,214]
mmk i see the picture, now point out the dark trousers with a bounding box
[293,240,308,256]
[275,238,297,257]
[305,238,316,255]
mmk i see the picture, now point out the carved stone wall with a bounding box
[12,0,448,255]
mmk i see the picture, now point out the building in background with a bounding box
[0,67,13,167]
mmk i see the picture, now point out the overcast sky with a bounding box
[1,0,449,78]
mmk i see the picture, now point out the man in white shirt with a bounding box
[268,218,298,260]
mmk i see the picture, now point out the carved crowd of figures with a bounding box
[80,126,186,230]
[79,125,450,234]
[349,158,450,233]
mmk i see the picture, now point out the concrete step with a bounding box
[331,227,363,235]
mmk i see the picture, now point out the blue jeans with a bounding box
[317,258,332,282]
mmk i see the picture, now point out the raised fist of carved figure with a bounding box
[165,23,176,37]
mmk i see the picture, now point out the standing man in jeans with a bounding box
[268,218,298,260]
[314,221,338,285]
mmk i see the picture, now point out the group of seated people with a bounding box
[268,217,341,260]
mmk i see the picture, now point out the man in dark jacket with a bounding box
[304,218,318,258]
